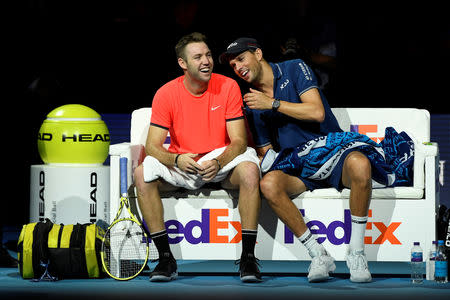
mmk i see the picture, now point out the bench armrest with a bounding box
[413,142,439,190]
[109,143,146,218]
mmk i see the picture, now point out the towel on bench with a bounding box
[260,127,414,188]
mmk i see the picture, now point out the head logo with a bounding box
[284,209,402,245]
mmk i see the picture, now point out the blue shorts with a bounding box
[297,149,357,192]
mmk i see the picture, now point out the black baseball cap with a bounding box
[219,37,261,64]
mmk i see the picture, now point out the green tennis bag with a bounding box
[17,219,105,279]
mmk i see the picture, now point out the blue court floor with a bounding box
[2,258,450,300]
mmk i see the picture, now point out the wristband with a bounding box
[212,158,221,170]
[175,154,181,168]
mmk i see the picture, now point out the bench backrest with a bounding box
[130,107,430,146]
[332,108,430,144]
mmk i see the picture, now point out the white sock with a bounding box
[349,215,368,252]
[298,229,326,258]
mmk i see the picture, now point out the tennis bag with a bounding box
[17,219,105,279]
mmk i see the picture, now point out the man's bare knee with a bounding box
[224,161,260,190]
[343,152,372,188]
[260,172,283,201]
[261,171,307,204]
[238,162,260,188]
[133,164,161,196]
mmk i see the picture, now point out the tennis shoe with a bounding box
[236,253,262,283]
[346,250,372,283]
[307,251,336,282]
[150,253,178,282]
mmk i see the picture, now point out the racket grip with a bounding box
[120,157,128,196]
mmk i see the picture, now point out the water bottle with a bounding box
[435,240,448,283]
[411,242,424,284]
[426,241,437,281]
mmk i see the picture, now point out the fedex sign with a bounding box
[155,208,401,246]
[284,209,402,245]
[350,124,384,143]
[164,209,242,244]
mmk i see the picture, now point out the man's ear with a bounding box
[255,48,263,61]
[178,57,187,70]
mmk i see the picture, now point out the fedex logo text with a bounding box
[155,208,401,246]
[350,124,384,143]
[164,209,241,244]
[284,209,402,245]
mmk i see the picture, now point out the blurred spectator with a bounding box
[279,37,337,101]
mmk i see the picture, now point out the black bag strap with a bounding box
[70,223,89,249]
[31,219,54,278]
[69,223,89,277]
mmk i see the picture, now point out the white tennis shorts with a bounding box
[142,146,260,190]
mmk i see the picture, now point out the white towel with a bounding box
[142,147,260,190]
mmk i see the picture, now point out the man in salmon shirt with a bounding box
[134,32,262,283]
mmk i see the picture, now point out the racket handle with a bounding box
[120,157,128,196]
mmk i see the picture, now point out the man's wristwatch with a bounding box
[272,99,280,112]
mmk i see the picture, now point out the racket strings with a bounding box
[120,197,159,261]
[103,220,149,279]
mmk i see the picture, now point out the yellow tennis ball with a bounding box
[37,104,110,164]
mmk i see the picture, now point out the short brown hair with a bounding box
[175,32,208,60]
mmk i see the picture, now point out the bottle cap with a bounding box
[432,240,437,244]
[438,240,444,245]
[414,242,420,245]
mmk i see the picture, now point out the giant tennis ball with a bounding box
[37,104,110,164]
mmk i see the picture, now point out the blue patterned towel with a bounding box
[261,127,414,187]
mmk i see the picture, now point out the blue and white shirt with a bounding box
[246,59,342,151]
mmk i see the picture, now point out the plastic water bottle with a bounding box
[426,240,437,281]
[435,240,448,283]
[411,242,424,284]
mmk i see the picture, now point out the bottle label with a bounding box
[435,261,448,277]
[430,251,437,260]
[411,252,423,262]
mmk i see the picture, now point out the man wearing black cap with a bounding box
[220,38,372,283]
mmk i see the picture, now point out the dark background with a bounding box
[7,0,450,225]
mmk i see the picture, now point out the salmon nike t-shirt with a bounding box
[150,73,244,154]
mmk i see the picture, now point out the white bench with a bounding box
[109,107,439,262]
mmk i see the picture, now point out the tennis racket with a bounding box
[101,157,158,280]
